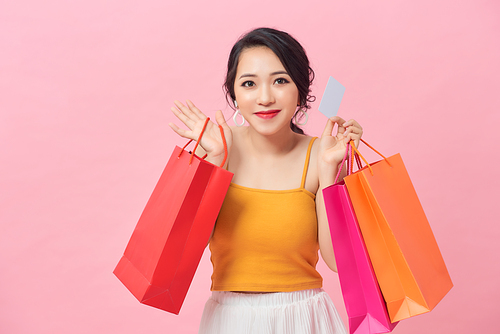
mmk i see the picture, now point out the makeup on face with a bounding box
[254,109,281,119]
[233,47,300,131]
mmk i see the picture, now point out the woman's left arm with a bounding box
[316,117,363,272]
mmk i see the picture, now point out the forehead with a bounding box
[236,46,286,75]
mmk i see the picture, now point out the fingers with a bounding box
[343,132,361,145]
[215,110,232,150]
[343,119,363,131]
[332,116,347,134]
[322,117,342,137]
[342,119,363,144]
[186,100,208,120]
[321,118,335,137]
[215,110,228,128]
[171,100,206,129]
[168,122,193,140]
[322,116,347,137]
[343,127,363,137]
[173,100,195,120]
[215,109,230,140]
[170,102,230,148]
[171,101,195,129]
[170,105,192,128]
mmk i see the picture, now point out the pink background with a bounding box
[1,0,499,333]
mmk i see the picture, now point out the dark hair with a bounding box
[223,28,316,134]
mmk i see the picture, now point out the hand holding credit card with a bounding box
[318,76,345,118]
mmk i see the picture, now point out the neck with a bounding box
[244,125,299,156]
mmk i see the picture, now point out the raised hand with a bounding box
[169,100,233,167]
[318,116,363,184]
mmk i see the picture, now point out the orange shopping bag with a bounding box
[344,140,453,323]
[114,118,233,314]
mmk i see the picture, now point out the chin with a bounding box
[251,123,292,137]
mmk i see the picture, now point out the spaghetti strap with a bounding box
[300,137,317,188]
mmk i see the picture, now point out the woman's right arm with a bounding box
[169,100,233,168]
[170,100,233,247]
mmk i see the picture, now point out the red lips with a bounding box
[254,109,280,119]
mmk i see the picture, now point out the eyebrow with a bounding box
[238,71,289,79]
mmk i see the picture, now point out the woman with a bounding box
[169,28,363,334]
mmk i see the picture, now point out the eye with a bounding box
[274,77,290,85]
[242,81,255,87]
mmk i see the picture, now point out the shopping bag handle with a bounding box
[348,144,363,176]
[178,118,228,167]
[334,143,350,184]
[334,141,365,184]
[333,138,392,181]
[350,139,392,176]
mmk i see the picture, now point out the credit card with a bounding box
[318,76,346,118]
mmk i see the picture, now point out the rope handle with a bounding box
[350,139,392,176]
[334,139,371,183]
[334,143,350,184]
[355,153,362,170]
[349,150,363,175]
[334,138,391,181]
[350,141,373,175]
[349,143,360,175]
[219,124,228,167]
[178,117,228,167]
[359,138,390,162]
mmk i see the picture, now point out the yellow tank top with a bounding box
[209,137,322,292]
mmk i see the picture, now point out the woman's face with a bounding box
[234,46,300,136]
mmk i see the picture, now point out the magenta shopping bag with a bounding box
[323,144,397,334]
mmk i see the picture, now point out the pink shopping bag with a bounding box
[344,140,452,322]
[323,144,397,333]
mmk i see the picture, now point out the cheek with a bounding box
[234,90,251,106]
[281,87,300,106]
[234,85,257,102]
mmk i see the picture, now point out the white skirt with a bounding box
[198,288,347,334]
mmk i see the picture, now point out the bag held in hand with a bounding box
[344,140,453,322]
[114,118,233,314]
[323,144,397,334]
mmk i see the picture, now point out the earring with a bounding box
[294,108,308,126]
[233,110,245,127]
[234,100,238,108]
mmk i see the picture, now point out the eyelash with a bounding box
[242,81,255,87]
[241,78,290,87]
[275,77,289,84]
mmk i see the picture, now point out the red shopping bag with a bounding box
[114,118,233,314]
[323,144,397,334]
[344,140,453,322]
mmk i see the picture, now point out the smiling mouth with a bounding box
[254,110,280,119]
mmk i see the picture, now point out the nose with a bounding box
[256,84,275,106]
